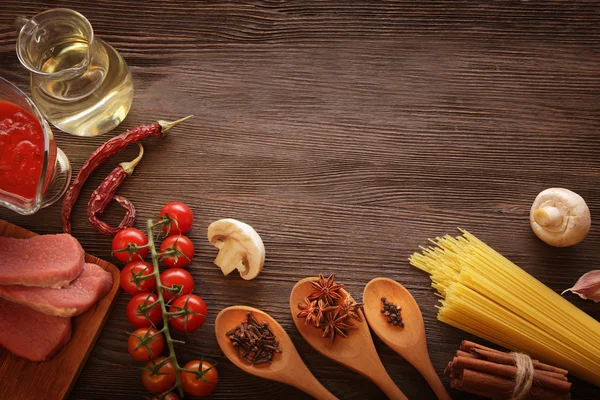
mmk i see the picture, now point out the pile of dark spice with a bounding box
[227,312,281,365]
[297,273,363,343]
[380,297,404,328]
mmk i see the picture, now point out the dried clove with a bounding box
[227,312,282,365]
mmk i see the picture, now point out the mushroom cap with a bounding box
[207,218,265,280]
[530,188,591,247]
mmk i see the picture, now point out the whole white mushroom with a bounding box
[530,188,591,247]
[207,218,265,280]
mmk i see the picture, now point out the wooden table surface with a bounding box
[1,1,599,399]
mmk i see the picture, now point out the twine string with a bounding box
[511,352,535,400]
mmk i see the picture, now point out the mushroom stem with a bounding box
[533,206,563,228]
[214,243,244,275]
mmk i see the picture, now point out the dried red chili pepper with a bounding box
[61,115,193,233]
[87,143,144,235]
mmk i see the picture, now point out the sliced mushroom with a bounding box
[530,188,591,247]
[207,219,265,280]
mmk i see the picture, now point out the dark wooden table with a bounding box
[1,1,599,399]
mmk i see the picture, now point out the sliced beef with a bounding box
[0,298,71,361]
[0,234,85,288]
[0,263,112,317]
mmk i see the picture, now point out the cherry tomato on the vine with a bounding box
[168,294,207,332]
[127,327,164,361]
[181,360,218,397]
[126,293,162,328]
[159,202,193,235]
[160,268,194,302]
[159,235,194,268]
[120,261,156,295]
[112,228,149,263]
[151,393,180,400]
[141,357,176,393]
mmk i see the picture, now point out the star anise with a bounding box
[308,273,344,304]
[315,299,337,327]
[297,297,319,326]
[337,297,363,322]
[321,309,353,344]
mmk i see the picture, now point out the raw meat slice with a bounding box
[0,263,113,317]
[0,298,71,361]
[0,234,85,288]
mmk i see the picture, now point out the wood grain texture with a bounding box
[0,220,120,400]
[0,1,599,399]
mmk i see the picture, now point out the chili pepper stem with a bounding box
[158,115,194,136]
[120,143,144,175]
[146,218,185,397]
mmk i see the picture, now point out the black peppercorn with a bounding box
[380,296,404,329]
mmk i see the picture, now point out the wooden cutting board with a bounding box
[0,219,120,400]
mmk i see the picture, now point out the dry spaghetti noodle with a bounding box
[409,229,600,386]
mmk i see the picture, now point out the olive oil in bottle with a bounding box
[16,9,133,136]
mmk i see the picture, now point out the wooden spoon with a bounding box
[215,305,338,400]
[363,278,451,400]
[290,277,407,400]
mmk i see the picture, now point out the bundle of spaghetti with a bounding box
[409,229,600,386]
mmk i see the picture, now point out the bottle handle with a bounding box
[15,16,30,32]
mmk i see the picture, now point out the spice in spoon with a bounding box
[380,297,404,328]
[297,273,362,343]
[227,312,281,365]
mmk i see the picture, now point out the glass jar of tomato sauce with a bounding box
[0,76,71,215]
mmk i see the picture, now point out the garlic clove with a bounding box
[562,270,600,303]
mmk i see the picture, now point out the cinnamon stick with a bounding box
[471,350,568,381]
[446,341,572,400]
[456,350,476,358]
[461,341,569,375]
[452,369,570,400]
[452,356,571,392]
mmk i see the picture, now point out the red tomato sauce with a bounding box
[0,100,45,199]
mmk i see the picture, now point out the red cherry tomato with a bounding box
[160,268,194,302]
[159,202,193,235]
[141,357,176,393]
[168,294,207,332]
[126,293,162,328]
[159,235,194,268]
[112,228,149,263]
[181,360,218,397]
[128,327,164,361]
[120,261,156,295]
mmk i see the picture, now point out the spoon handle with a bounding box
[290,371,338,400]
[364,362,408,400]
[415,360,452,400]
[300,383,339,400]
